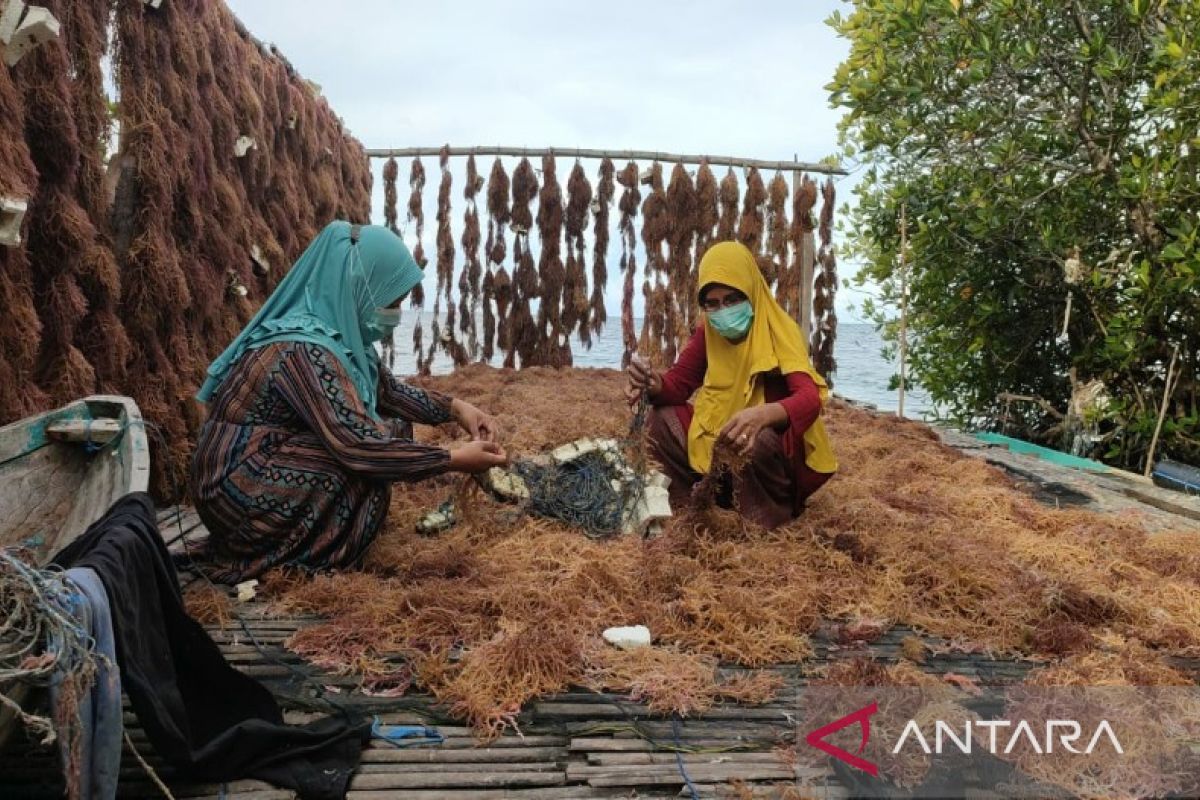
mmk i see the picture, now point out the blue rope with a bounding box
[370,717,444,748]
[82,418,102,455]
[672,716,700,800]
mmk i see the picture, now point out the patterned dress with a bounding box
[189,341,453,583]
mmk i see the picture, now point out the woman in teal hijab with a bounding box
[190,221,505,583]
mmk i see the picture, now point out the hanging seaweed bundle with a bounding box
[59,0,130,401]
[639,164,670,363]
[379,157,402,370]
[737,168,768,281]
[483,158,512,360]
[406,157,428,310]
[812,178,838,379]
[506,158,539,367]
[717,167,740,241]
[666,162,697,351]
[563,161,593,345]
[511,156,537,235]
[637,278,655,358]
[486,158,511,265]
[0,54,47,421]
[434,146,457,363]
[0,0,371,492]
[383,157,399,232]
[435,146,454,306]
[12,15,100,413]
[590,158,614,338]
[693,160,719,261]
[509,247,539,368]
[639,163,669,277]
[766,171,791,306]
[480,269,496,362]
[461,155,483,359]
[535,154,566,365]
[493,266,512,354]
[616,162,641,367]
[785,175,819,321]
[100,0,372,494]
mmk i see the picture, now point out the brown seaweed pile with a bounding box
[254,366,1200,739]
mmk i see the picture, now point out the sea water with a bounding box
[386,313,933,418]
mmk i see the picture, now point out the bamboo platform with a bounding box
[2,427,1198,798]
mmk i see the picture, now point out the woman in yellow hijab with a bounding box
[626,241,837,528]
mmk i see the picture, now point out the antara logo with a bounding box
[893,719,1124,756]
[805,702,880,776]
[805,701,1125,777]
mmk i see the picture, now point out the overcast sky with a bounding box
[225,0,867,319]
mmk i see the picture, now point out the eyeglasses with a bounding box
[700,293,747,312]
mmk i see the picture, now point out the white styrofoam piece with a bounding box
[642,486,673,519]
[646,470,671,490]
[602,625,651,650]
[2,4,58,67]
[250,243,269,273]
[234,135,257,157]
[481,466,529,501]
[235,579,258,602]
[0,0,25,45]
[142,0,163,8]
[0,196,28,247]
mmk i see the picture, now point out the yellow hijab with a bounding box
[687,242,838,475]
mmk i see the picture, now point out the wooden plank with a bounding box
[688,784,850,800]
[569,763,799,779]
[347,788,604,800]
[348,769,566,791]
[361,747,565,764]
[368,735,568,751]
[355,761,561,775]
[570,737,660,752]
[587,752,784,767]
[533,702,790,722]
[364,146,846,176]
[580,764,795,787]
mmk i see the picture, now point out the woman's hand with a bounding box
[719,404,786,457]
[451,398,500,442]
[448,440,508,473]
[625,355,662,406]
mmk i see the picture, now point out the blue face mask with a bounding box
[707,301,754,340]
[365,306,402,343]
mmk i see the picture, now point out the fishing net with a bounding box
[1,550,102,800]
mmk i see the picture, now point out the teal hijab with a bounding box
[197,221,423,418]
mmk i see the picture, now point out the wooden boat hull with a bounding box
[0,395,150,748]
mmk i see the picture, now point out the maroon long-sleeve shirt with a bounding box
[655,326,822,449]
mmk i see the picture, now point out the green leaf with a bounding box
[1161,243,1186,261]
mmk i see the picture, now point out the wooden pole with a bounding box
[1144,344,1180,478]
[898,203,909,419]
[365,146,847,176]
